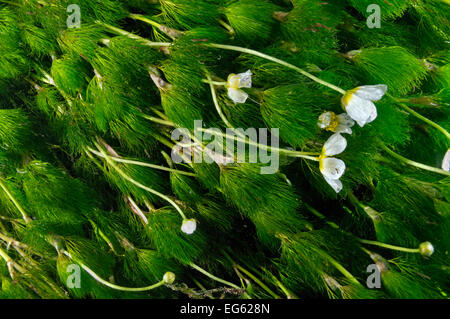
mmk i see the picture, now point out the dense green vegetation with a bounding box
[0,0,448,299]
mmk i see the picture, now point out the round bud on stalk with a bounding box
[181,219,197,235]
[163,272,176,284]
[419,242,434,257]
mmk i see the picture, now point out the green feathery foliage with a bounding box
[0,0,448,301]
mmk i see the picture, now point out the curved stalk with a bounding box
[199,128,320,161]
[262,267,297,299]
[96,19,345,95]
[233,264,280,299]
[0,232,30,250]
[62,251,166,292]
[87,147,196,177]
[141,114,176,127]
[0,179,32,224]
[358,239,420,254]
[129,14,184,40]
[205,72,234,128]
[88,219,121,255]
[94,142,188,220]
[206,43,347,95]
[397,102,450,140]
[96,20,171,47]
[202,79,227,86]
[202,76,320,160]
[323,254,361,286]
[0,247,67,298]
[305,203,425,255]
[190,263,242,291]
[219,20,235,35]
[381,144,450,176]
[126,196,149,225]
[129,13,162,29]
[388,94,450,141]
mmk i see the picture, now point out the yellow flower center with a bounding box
[325,112,339,132]
[341,88,358,110]
[227,74,240,89]
[318,151,327,171]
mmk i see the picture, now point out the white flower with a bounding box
[319,133,347,193]
[318,111,355,135]
[226,70,252,104]
[341,84,388,127]
[442,149,450,171]
[181,219,197,234]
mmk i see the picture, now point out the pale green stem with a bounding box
[62,251,166,292]
[92,21,343,94]
[306,201,423,255]
[0,179,32,224]
[262,267,297,299]
[149,132,196,168]
[234,264,280,299]
[205,72,234,128]
[141,114,176,127]
[88,219,121,255]
[190,263,242,290]
[129,13,161,29]
[221,250,280,298]
[1,246,66,298]
[94,142,188,220]
[151,108,171,121]
[96,20,171,47]
[202,79,227,86]
[199,128,320,161]
[381,144,450,176]
[126,196,149,225]
[200,76,320,161]
[87,147,196,177]
[90,21,345,95]
[206,43,347,94]
[397,102,450,140]
[358,239,420,254]
[219,20,235,35]
[0,232,29,250]
[324,254,361,286]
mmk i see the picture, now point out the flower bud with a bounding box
[163,272,176,284]
[419,242,434,257]
[181,219,197,235]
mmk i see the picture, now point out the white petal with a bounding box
[237,70,252,88]
[366,104,378,123]
[324,176,343,193]
[354,84,388,101]
[323,133,347,156]
[344,94,377,127]
[181,219,197,235]
[335,125,352,135]
[227,88,248,104]
[320,157,346,180]
[336,113,355,128]
[442,149,450,171]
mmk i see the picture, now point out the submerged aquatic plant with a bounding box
[0,0,448,300]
